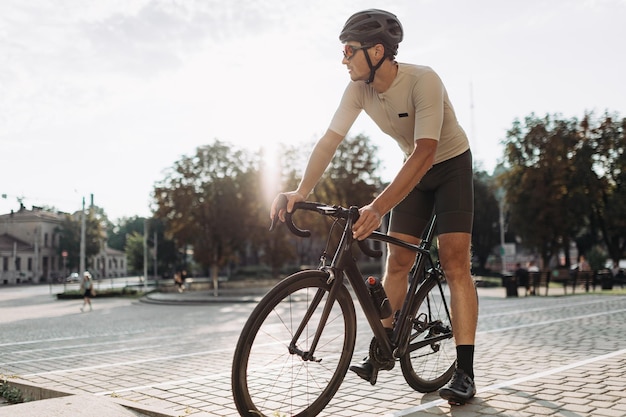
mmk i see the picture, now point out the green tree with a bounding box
[124,231,145,274]
[147,218,179,279]
[502,115,568,267]
[109,217,178,278]
[245,134,385,276]
[255,143,302,277]
[153,140,255,293]
[471,170,500,273]
[500,113,603,268]
[591,114,626,266]
[57,207,103,271]
[313,134,383,207]
[107,216,145,252]
[57,216,81,270]
[293,134,385,268]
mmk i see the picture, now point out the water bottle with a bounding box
[366,276,392,319]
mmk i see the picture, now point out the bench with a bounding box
[614,270,626,289]
[528,271,548,296]
[573,271,594,293]
[528,269,576,296]
[549,268,573,295]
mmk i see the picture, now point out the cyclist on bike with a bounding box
[271,9,477,405]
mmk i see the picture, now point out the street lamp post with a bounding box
[79,197,86,275]
[499,197,507,274]
[143,219,148,292]
[494,166,508,275]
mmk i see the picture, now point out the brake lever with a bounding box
[269,194,288,232]
[269,195,312,237]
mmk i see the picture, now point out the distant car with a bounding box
[65,273,80,282]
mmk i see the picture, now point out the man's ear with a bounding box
[374,43,385,58]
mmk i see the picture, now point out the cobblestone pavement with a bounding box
[1,284,625,416]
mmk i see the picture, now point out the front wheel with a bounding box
[232,270,356,417]
[400,273,456,392]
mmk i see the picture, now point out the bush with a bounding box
[230,265,273,281]
[56,287,141,299]
[1,379,24,404]
[587,246,607,271]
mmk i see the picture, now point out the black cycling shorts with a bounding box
[388,149,474,237]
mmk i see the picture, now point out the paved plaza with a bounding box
[0,282,625,416]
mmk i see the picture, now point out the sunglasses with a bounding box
[343,44,370,60]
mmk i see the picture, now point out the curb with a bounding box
[1,377,180,417]
[138,288,273,305]
[139,294,265,305]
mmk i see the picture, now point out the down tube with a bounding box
[344,262,394,358]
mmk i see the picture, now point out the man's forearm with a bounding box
[372,138,437,215]
[296,130,343,197]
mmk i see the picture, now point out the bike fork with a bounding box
[288,270,342,362]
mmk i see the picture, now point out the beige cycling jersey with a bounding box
[329,63,469,164]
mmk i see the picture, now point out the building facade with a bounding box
[0,205,126,284]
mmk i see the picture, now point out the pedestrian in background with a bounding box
[514,262,529,296]
[80,271,94,312]
[174,271,185,293]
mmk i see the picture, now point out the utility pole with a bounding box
[79,196,86,275]
[143,219,148,292]
[153,229,158,283]
[499,197,506,274]
[494,166,508,274]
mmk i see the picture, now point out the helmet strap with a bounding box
[363,50,385,84]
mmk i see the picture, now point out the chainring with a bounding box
[368,336,395,371]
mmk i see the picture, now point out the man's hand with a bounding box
[270,191,305,222]
[352,204,382,241]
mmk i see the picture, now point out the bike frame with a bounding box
[285,203,451,365]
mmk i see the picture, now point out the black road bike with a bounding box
[232,199,456,416]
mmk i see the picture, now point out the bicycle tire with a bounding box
[399,274,456,392]
[232,270,357,417]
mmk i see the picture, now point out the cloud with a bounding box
[0,0,286,136]
[1,0,624,220]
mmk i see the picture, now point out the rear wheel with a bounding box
[400,274,456,392]
[232,270,356,417]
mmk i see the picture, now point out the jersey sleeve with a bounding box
[328,82,363,136]
[412,70,445,141]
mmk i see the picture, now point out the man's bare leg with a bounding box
[438,231,477,405]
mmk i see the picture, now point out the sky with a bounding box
[1,0,625,221]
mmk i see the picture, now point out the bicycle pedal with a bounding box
[447,399,465,406]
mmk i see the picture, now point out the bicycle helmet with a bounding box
[339,9,403,83]
[339,9,403,57]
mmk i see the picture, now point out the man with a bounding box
[514,262,529,296]
[271,9,477,405]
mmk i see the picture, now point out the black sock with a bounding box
[456,345,475,379]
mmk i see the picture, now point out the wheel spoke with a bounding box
[400,277,456,393]
[232,271,356,416]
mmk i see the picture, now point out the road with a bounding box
[0,282,255,416]
[1,283,625,416]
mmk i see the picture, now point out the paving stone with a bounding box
[2,286,626,417]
